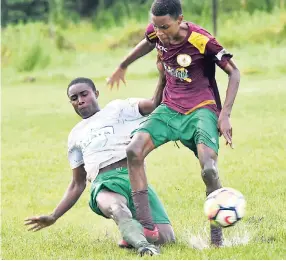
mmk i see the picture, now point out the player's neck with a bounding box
[82,108,101,119]
[170,23,189,45]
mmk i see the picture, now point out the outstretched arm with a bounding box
[218,59,240,147]
[107,39,155,89]
[120,39,155,69]
[139,61,166,116]
[24,165,87,231]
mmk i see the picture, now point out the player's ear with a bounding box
[95,90,99,98]
[177,14,183,24]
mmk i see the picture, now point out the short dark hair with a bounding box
[151,0,182,19]
[67,77,96,95]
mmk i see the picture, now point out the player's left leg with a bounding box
[197,144,222,196]
[197,144,223,247]
[180,108,223,247]
[180,108,222,195]
[89,169,159,256]
[194,109,223,247]
[190,108,222,196]
[95,189,159,255]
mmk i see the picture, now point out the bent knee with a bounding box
[96,191,129,219]
[126,143,144,162]
[201,165,219,186]
[109,202,129,216]
[97,200,130,219]
[126,132,155,161]
[202,164,217,178]
[126,134,151,162]
[201,163,222,195]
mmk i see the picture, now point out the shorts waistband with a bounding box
[98,158,128,175]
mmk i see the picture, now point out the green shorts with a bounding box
[134,105,219,156]
[89,167,170,224]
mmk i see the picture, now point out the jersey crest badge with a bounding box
[177,54,192,67]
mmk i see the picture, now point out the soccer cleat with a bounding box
[118,239,134,249]
[118,225,160,249]
[143,225,159,243]
[138,244,160,256]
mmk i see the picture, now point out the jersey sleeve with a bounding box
[120,98,145,120]
[205,38,233,68]
[188,25,233,69]
[145,23,158,44]
[67,132,84,169]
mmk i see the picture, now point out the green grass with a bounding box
[2,41,286,259]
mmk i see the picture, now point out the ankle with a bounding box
[143,224,155,230]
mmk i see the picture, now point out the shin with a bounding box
[197,144,222,196]
[126,133,156,230]
[197,144,223,247]
[96,190,148,249]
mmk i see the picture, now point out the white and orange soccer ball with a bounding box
[204,187,246,227]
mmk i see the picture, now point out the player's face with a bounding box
[68,83,100,119]
[151,14,183,45]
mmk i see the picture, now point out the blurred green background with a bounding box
[2,0,286,76]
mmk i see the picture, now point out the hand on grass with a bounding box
[24,215,56,232]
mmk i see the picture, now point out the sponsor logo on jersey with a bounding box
[163,64,192,82]
[156,42,168,52]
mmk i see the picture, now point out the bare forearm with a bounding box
[120,39,155,69]
[51,182,86,220]
[221,68,240,116]
[152,71,166,108]
[138,75,166,116]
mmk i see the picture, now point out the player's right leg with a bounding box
[126,104,179,232]
[126,132,156,232]
[146,184,176,245]
[124,181,176,246]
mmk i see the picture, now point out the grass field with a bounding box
[2,42,286,259]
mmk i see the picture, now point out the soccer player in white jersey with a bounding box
[24,76,175,256]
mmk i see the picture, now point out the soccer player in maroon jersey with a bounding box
[107,0,240,247]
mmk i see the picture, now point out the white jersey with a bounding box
[67,98,145,182]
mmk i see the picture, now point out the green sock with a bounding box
[118,219,149,249]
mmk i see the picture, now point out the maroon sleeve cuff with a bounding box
[145,23,157,44]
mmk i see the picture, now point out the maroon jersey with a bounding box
[145,22,232,115]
